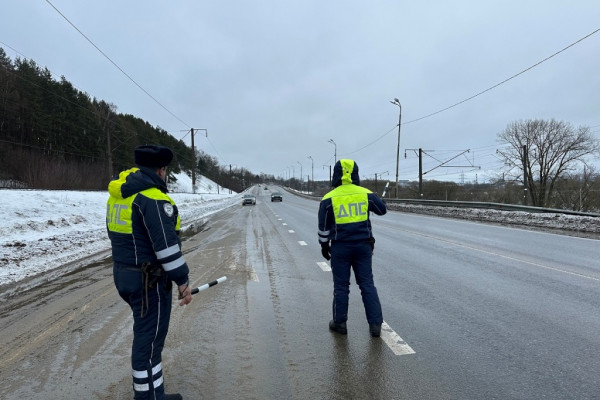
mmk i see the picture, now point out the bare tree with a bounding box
[497,119,599,207]
[553,165,600,212]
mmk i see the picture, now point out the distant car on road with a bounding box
[242,194,256,206]
[271,192,283,202]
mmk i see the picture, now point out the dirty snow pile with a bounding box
[0,173,239,287]
[387,203,600,237]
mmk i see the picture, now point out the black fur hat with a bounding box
[134,145,173,168]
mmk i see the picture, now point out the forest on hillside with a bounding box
[0,48,264,192]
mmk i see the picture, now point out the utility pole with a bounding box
[189,128,208,193]
[419,148,423,197]
[390,98,402,199]
[323,165,331,186]
[522,144,528,205]
[191,128,195,191]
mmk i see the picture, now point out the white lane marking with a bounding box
[381,321,415,356]
[298,241,307,246]
[288,230,295,233]
[250,269,259,282]
[277,218,283,221]
[316,261,331,272]
[282,223,288,226]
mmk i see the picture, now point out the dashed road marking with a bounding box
[298,241,307,246]
[288,230,295,233]
[316,261,331,272]
[282,223,288,226]
[381,321,415,356]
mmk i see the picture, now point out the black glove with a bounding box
[369,237,375,252]
[320,242,331,261]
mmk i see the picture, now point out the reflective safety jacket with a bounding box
[106,167,189,286]
[318,159,387,244]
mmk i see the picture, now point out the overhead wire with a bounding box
[44,0,192,129]
[342,27,600,157]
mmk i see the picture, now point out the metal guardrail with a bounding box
[380,198,600,218]
[282,187,600,218]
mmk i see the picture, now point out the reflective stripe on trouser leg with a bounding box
[132,362,163,393]
[130,282,172,400]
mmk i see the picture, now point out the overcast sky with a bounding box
[2,1,599,183]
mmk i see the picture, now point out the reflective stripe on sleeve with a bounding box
[156,244,180,260]
[162,256,185,271]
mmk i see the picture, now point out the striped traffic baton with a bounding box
[191,276,227,295]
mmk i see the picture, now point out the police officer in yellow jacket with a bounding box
[318,159,387,337]
[107,145,192,400]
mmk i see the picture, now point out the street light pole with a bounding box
[390,99,402,198]
[328,139,337,164]
[297,161,303,191]
[307,156,314,192]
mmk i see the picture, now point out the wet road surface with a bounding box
[1,186,599,399]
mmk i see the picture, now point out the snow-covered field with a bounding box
[0,173,239,287]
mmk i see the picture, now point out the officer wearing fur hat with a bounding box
[318,159,387,337]
[107,145,192,400]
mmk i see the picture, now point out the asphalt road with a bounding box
[0,186,598,399]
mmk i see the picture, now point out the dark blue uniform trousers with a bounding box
[114,266,172,400]
[330,241,383,325]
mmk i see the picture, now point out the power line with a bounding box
[343,27,600,156]
[44,0,192,129]
[403,28,600,126]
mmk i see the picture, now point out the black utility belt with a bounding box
[140,261,164,277]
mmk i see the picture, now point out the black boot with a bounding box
[165,394,183,400]
[329,320,347,335]
[369,324,381,337]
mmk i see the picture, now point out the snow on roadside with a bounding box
[386,203,600,237]
[0,173,239,287]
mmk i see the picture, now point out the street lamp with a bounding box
[307,155,314,192]
[390,98,402,199]
[297,161,303,191]
[328,139,337,164]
